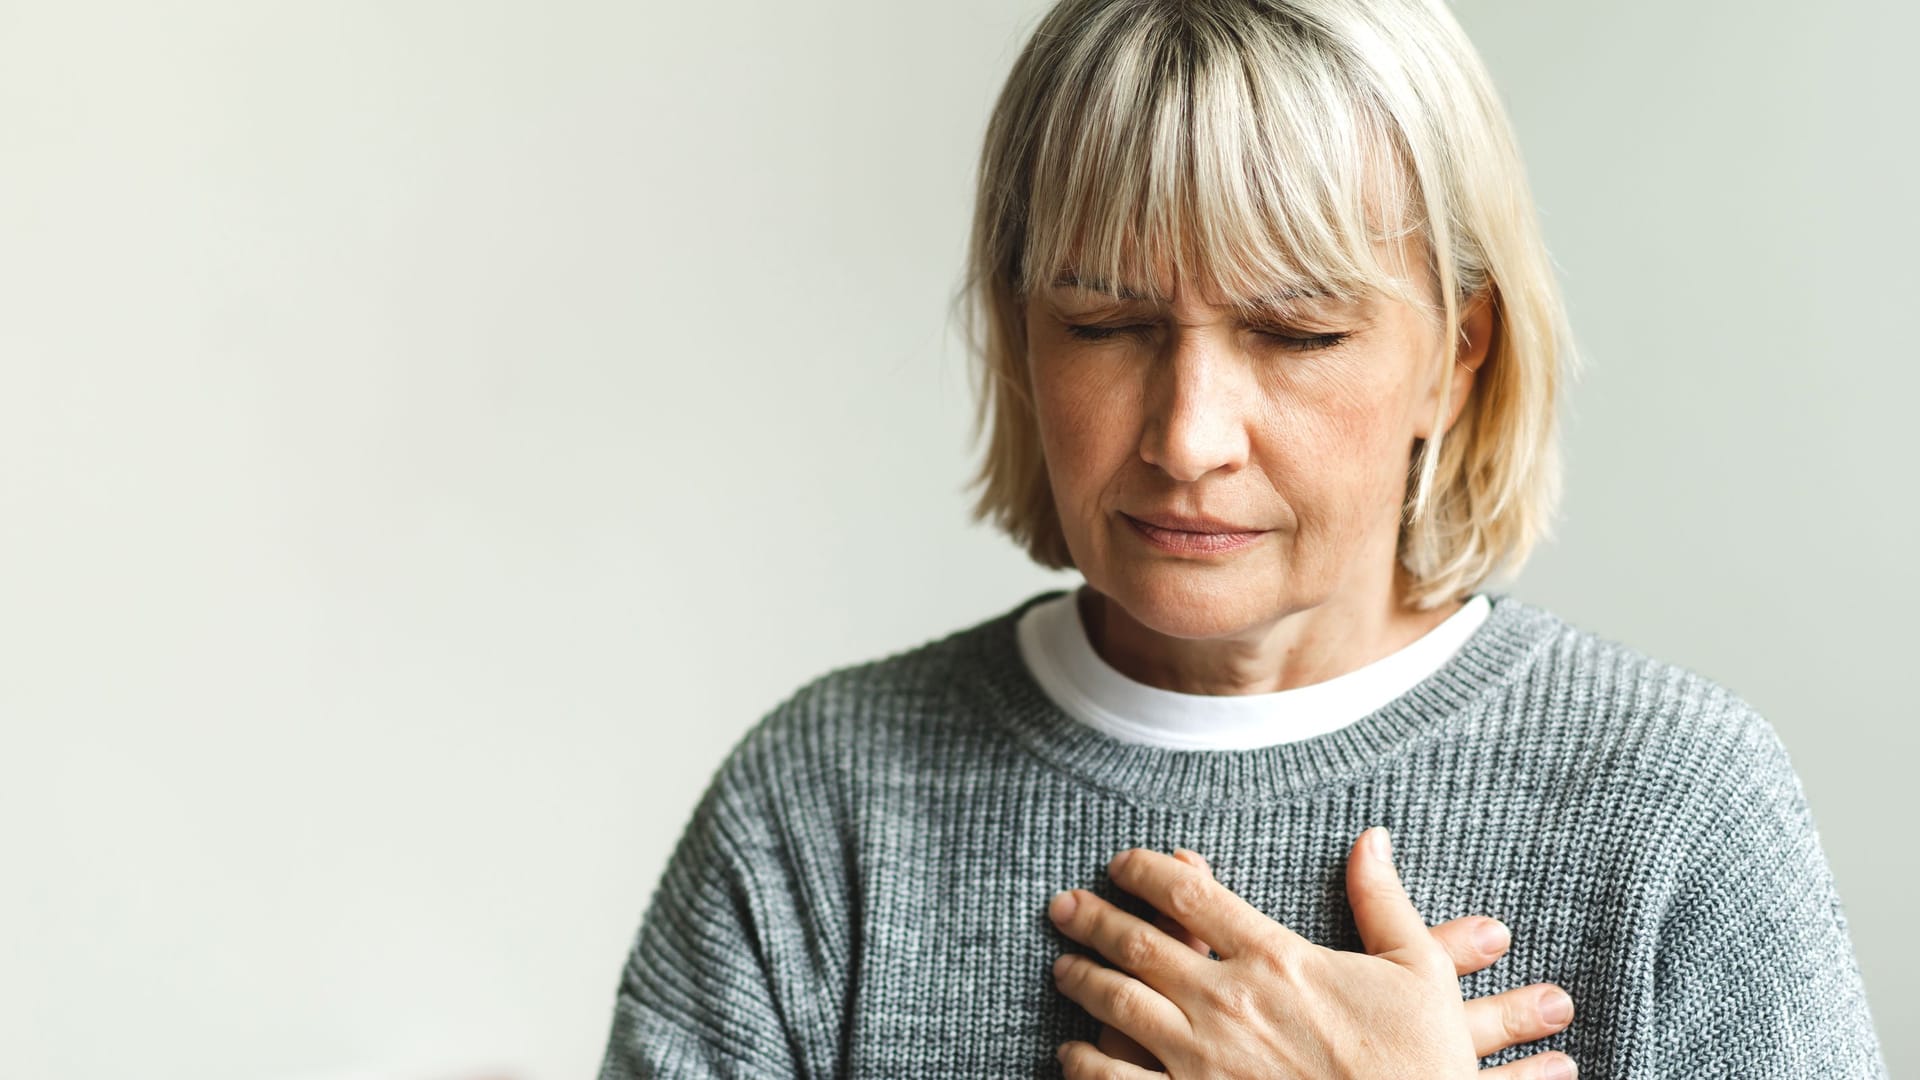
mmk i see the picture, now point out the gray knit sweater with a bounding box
[597,589,1886,1078]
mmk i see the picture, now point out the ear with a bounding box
[1415,286,1494,439]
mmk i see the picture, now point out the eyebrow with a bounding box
[1048,271,1316,308]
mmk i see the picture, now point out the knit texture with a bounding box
[597,589,1887,1078]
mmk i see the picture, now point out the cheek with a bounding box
[1032,362,1137,487]
[1257,371,1415,520]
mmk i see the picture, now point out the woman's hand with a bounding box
[1087,848,1576,1077]
[1047,828,1578,1079]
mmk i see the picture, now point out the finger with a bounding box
[1345,827,1441,972]
[1150,907,1205,956]
[1171,847,1209,876]
[1156,849,1214,956]
[1051,953,1189,1057]
[1095,1023,1164,1070]
[1464,982,1576,1058]
[1480,1050,1579,1079]
[1106,847,1301,961]
[1430,915,1510,977]
[1057,1039,1165,1080]
[1049,886,1208,996]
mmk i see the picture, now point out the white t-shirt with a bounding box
[1015,587,1492,750]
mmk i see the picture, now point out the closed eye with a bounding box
[1063,323,1352,352]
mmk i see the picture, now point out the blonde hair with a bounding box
[949,0,1582,611]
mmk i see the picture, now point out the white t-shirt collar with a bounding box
[1015,586,1493,751]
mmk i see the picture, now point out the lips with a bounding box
[1121,512,1267,555]
[1123,511,1264,535]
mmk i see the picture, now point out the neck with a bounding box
[1078,563,1465,696]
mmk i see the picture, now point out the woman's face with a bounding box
[1023,242,1487,641]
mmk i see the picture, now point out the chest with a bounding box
[830,792,1661,1078]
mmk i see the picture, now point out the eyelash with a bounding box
[1063,323,1352,352]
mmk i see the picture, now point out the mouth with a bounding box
[1124,510,1262,534]
[1119,512,1268,555]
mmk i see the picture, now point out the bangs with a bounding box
[1014,4,1427,316]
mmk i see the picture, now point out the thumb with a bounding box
[1345,827,1437,970]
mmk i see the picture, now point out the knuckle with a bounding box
[1118,926,1160,970]
[1166,873,1210,920]
[1501,990,1536,1039]
[1057,954,1086,992]
[1209,978,1261,1023]
[1107,977,1151,1028]
[1244,937,1296,983]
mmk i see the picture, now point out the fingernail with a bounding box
[1540,988,1574,1026]
[1052,953,1072,979]
[1174,847,1210,872]
[1372,826,1394,863]
[1049,889,1078,922]
[1473,919,1510,953]
[1542,1053,1576,1080]
[1056,1043,1069,1063]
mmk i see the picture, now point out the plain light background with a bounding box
[2,1,1913,1077]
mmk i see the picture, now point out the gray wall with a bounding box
[1,1,1909,1077]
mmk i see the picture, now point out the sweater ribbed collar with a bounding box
[964,588,1563,810]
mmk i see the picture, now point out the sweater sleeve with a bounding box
[595,738,812,1080]
[1649,707,1887,1078]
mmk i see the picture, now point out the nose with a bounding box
[1137,330,1252,483]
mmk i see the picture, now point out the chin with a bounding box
[1097,564,1294,641]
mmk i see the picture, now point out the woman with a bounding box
[599,0,1886,1076]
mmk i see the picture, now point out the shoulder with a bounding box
[1489,595,1805,834]
[1496,594,1785,759]
[694,593,1042,829]
[753,594,1027,746]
